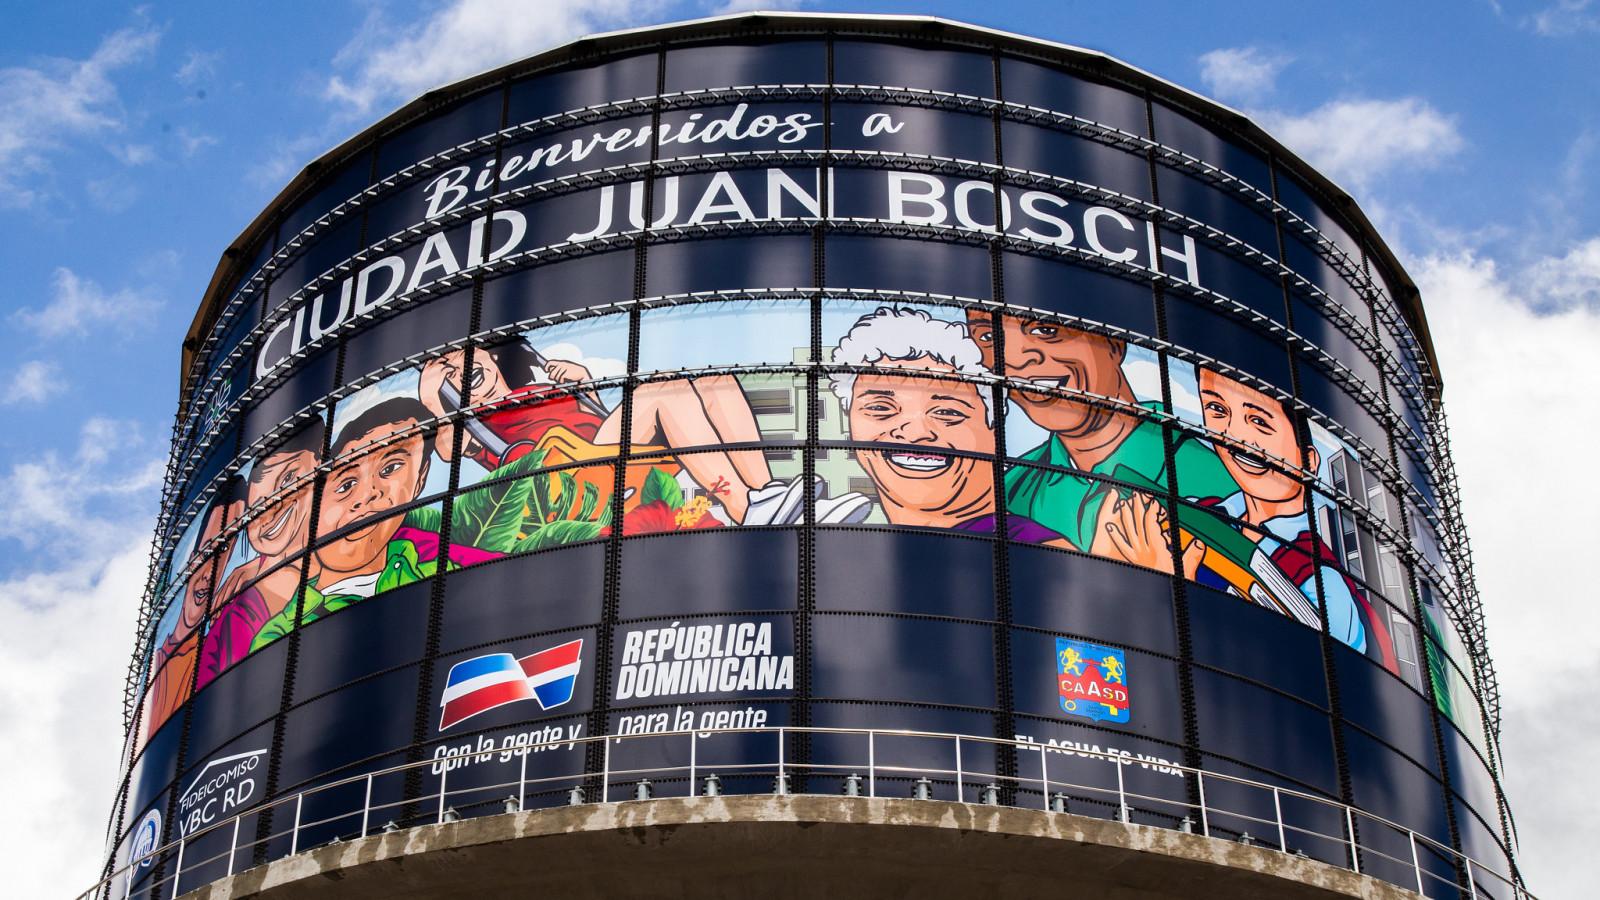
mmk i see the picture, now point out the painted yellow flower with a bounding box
[676,495,713,528]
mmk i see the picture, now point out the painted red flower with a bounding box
[623,499,720,535]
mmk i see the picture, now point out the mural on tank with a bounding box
[114,27,1511,892]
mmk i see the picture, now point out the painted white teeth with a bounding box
[1231,450,1269,472]
[888,453,951,471]
[261,503,295,541]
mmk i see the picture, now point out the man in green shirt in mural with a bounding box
[965,311,1238,572]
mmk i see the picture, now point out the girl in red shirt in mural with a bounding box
[419,339,867,526]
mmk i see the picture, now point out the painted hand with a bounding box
[544,359,592,383]
[1097,492,1205,577]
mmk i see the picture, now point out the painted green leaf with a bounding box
[249,581,360,652]
[483,447,550,482]
[402,504,442,534]
[639,466,683,509]
[375,539,424,594]
[514,519,604,554]
[453,450,553,553]
[454,478,534,554]
[552,471,577,520]
[577,480,600,520]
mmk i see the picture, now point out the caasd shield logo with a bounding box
[439,639,583,731]
[1056,637,1129,724]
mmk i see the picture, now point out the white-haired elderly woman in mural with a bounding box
[830,306,1065,545]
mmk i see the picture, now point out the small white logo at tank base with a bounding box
[129,808,162,869]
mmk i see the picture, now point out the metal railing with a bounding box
[84,726,1530,900]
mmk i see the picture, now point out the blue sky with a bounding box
[0,2,1595,896]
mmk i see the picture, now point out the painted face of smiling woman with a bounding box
[830,307,1000,529]
[848,358,996,527]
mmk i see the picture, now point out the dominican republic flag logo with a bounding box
[439,639,583,731]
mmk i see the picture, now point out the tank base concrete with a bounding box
[182,795,1419,899]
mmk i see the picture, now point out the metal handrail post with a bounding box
[1410,831,1424,895]
[1115,755,1127,822]
[290,793,304,854]
[122,860,132,900]
[1346,806,1360,873]
[1196,771,1209,837]
[1039,742,1049,811]
[955,736,964,802]
[518,750,528,811]
[227,815,240,876]
[437,766,448,824]
[360,773,373,837]
[172,837,184,896]
[601,737,611,803]
[778,727,785,790]
[867,731,876,798]
[689,731,697,797]
[1466,857,1477,899]
[1273,787,1286,851]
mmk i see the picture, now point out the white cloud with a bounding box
[0,412,164,894]
[0,536,150,899]
[1258,98,1465,191]
[1197,46,1290,104]
[12,267,163,339]
[1522,236,1600,311]
[175,126,218,157]
[249,130,337,188]
[135,248,182,283]
[78,417,127,465]
[109,142,155,166]
[85,175,139,212]
[1497,658,1600,898]
[324,0,671,115]
[2,360,66,405]
[1122,354,1162,403]
[532,341,626,381]
[1169,368,1202,421]
[1416,248,1600,897]
[256,1,763,190]
[174,49,220,87]
[0,23,161,207]
[1529,0,1600,34]
[1558,128,1595,197]
[0,417,164,554]
[713,0,809,12]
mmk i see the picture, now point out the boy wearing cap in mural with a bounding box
[142,482,243,741]
[964,311,1236,567]
[419,341,866,526]
[251,397,502,649]
[831,307,1061,541]
[197,420,323,686]
[1181,367,1398,668]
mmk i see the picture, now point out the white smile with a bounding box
[887,452,953,472]
[1016,377,1073,400]
[1229,448,1271,474]
[259,501,297,542]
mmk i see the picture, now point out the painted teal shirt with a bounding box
[1004,411,1238,551]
